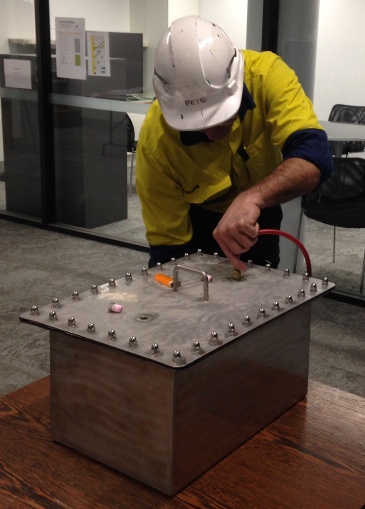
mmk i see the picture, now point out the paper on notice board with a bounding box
[55,17,86,80]
[4,59,32,89]
[87,32,111,77]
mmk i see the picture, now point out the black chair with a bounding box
[328,104,365,156]
[299,157,365,293]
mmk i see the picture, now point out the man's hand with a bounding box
[212,158,322,269]
[213,194,261,271]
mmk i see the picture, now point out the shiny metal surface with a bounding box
[27,251,336,495]
[20,253,335,369]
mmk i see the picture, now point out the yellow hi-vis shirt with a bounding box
[136,50,324,247]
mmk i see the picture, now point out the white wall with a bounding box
[49,0,130,36]
[167,1,247,49]
[313,0,365,120]
[168,0,199,25]
[2,0,36,48]
[199,0,247,49]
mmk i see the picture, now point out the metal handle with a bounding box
[172,264,209,301]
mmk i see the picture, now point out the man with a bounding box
[136,15,333,270]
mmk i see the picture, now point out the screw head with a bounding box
[108,329,116,340]
[172,350,186,364]
[151,343,159,353]
[87,323,96,333]
[226,323,236,334]
[192,341,202,353]
[129,336,138,347]
[243,315,251,326]
[209,331,221,345]
[68,316,76,327]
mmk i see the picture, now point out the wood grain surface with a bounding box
[0,378,364,509]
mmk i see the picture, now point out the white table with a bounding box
[320,120,365,157]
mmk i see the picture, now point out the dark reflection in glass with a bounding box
[54,106,128,228]
[0,55,41,218]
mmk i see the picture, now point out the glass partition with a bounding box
[49,33,149,244]
[0,3,41,219]
[48,4,154,245]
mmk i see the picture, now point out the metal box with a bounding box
[20,254,334,495]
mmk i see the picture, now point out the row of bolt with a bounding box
[30,272,325,317]
[29,284,322,367]
[28,258,329,365]
[31,262,329,314]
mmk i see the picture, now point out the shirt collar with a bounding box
[180,84,256,146]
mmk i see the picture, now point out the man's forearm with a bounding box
[212,158,321,270]
[242,157,321,210]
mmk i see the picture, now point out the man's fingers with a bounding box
[218,239,248,272]
[214,227,258,254]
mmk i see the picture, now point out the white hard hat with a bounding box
[153,15,244,131]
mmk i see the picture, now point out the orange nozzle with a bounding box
[154,273,174,288]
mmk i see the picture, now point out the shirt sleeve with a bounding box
[262,54,333,181]
[136,142,192,246]
[282,128,334,182]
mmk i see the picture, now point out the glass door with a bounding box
[0,1,42,219]
[48,1,164,247]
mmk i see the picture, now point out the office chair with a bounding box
[328,104,365,156]
[299,157,365,293]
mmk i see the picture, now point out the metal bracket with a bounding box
[172,264,209,301]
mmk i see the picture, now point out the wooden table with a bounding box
[0,378,364,509]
